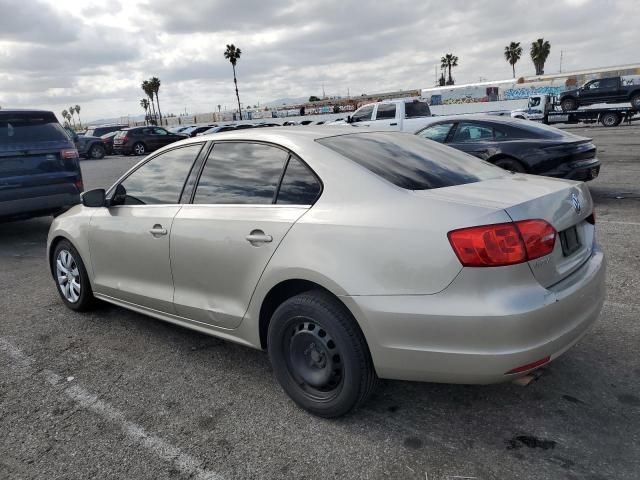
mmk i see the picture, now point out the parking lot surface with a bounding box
[1,126,639,480]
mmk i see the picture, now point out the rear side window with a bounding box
[115,144,202,205]
[317,132,503,190]
[193,142,288,204]
[0,113,69,144]
[276,155,321,205]
[405,101,431,118]
[375,104,396,120]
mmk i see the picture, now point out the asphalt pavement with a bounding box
[1,126,639,479]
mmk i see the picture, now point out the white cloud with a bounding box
[0,0,638,121]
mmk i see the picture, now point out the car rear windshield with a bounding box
[0,113,69,144]
[84,129,95,136]
[405,101,431,118]
[316,132,504,190]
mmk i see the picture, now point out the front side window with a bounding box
[152,128,168,135]
[351,105,374,123]
[276,155,321,205]
[375,104,396,120]
[586,81,600,90]
[452,122,494,142]
[193,142,288,204]
[114,144,202,205]
[418,123,454,143]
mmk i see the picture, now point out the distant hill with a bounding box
[263,96,309,107]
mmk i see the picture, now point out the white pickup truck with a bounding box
[334,99,433,131]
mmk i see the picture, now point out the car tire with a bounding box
[561,98,577,111]
[51,239,95,312]
[89,144,105,159]
[267,290,378,418]
[494,157,526,173]
[631,93,640,110]
[601,112,621,127]
[133,142,146,155]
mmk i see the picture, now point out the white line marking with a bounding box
[598,220,640,226]
[0,338,222,480]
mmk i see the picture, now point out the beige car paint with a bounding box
[47,127,606,384]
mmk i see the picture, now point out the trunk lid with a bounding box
[422,174,595,287]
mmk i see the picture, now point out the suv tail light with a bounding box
[448,219,556,267]
[120,135,129,143]
[61,148,79,159]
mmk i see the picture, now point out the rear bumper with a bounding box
[0,185,81,220]
[342,245,606,384]
[548,158,601,182]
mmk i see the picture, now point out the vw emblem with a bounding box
[571,193,581,214]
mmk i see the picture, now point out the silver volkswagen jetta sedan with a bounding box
[47,127,605,417]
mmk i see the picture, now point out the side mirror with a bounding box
[81,188,106,207]
[346,116,352,123]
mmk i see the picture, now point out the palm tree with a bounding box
[68,106,77,128]
[504,42,523,78]
[141,80,157,124]
[224,44,243,120]
[530,38,551,75]
[440,54,459,85]
[61,109,69,127]
[149,77,163,126]
[140,98,150,124]
[74,104,82,129]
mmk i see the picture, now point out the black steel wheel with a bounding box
[561,98,577,111]
[268,290,378,418]
[601,112,621,127]
[494,157,526,173]
[631,94,640,110]
[89,143,105,159]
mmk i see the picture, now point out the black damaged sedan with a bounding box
[416,115,600,181]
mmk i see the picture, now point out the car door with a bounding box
[371,103,398,130]
[170,142,321,329]
[446,121,496,160]
[89,143,204,312]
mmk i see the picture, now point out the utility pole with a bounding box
[435,65,438,86]
[560,50,564,73]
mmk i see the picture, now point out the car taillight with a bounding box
[61,148,79,159]
[448,219,556,267]
[121,135,129,143]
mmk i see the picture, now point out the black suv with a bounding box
[113,126,187,155]
[1,110,83,221]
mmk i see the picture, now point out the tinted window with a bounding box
[405,101,431,118]
[276,155,321,205]
[419,123,453,143]
[0,113,69,144]
[152,128,167,135]
[117,144,202,205]
[452,123,494,142]
[376,104,396,120]
[85,129,96,137]
[599,78,618,89]
[586,81,600,90]
[351,105,374,122]
[317,132,503,190]
[194,142,288,204]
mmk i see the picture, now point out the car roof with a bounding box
[191,125,368,142]
[0,109,55,114]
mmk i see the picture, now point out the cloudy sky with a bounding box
[0,0,637,122]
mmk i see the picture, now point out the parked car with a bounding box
[335,99,432,131]
[196,125,236,136]
[415,115,600,181]
[168,125,196,134]
[83,124,128,138]
[67,129,107,159]
[112,126,187,155]
[1,110,82,221]
[181,124,218,137]
[48,127,605,417]
[100,131,119,155]
[560,75,640,111]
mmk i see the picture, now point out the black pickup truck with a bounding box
[560,76,640,111]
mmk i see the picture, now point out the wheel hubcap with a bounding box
[286,320,343,397]
[135,145,144,154]
[56,250,81,303]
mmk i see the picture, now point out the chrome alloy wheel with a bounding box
[56,249,81,303]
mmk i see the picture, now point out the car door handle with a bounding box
[149,224,168,236]
[390,122,398,126]
[246,230,273,245]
